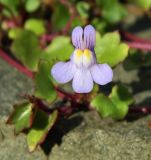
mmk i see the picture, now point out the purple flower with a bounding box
[51,25,113,93]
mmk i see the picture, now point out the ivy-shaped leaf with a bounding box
[27,109,58,152]
[7,102,33,134]
[95,32,129,67]
[35,60,57,103]
[91,85,134,119]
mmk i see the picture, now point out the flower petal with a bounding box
[72,26,83,49]
[72,68,93,93]
[51,61,76,83]
[84,25,96,50]
[91,64,113,85]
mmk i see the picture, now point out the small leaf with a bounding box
[7,102,33,134]
[109,85,134,119]
[24,19,46,36]
[35,60,57,103]
[95,32,129,67]
[42,36,73,62]
[25,0,41,12]
[91,93,116,118]
[11,29,43,71]
[91,85,134,120]
[27,109,58,152]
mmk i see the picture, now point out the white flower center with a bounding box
[72,49,95,68]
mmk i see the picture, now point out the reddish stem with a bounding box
[0,49,33,78]
[0,49,81,104]
[126,41,151,51]
[55,86,81,103]
[120,30,151,44]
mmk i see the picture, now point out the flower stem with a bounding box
[120,30,151,51]
[126,41,151,51]
[0,49,33,78]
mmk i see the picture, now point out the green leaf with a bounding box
[25,0,41,12]
[8,28,22,39]
[11,29,43,71]
[129,0,151,9]
[51,3,70,31]
[27,109,58,152]
[7,102,33,134]
[0,0,20,16]
[35,60,57,103]
[24,19,46,36]
[91,85,134,120]
[91,93,116,118]
[95,32,129,67]
[109,85,134,119]
[102,2,127,24]
[96,0,127,23]
[42,36,73,62]
[76,2,90,19]
[92,18,107,33]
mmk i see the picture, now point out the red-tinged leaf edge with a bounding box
[6,101,35,135]
[28,110,59,152]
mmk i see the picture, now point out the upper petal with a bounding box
[72,26,83,49]
[84,25,96,50]
[72,68,93,93]
[51,61,76,84]
[91,64,113,85]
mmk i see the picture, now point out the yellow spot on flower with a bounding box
[76,49,83,58]
[84,49,91,58]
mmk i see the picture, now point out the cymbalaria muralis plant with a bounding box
[51,25,113,93]
[5,24,134,152]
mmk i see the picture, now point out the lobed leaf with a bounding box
[91,85,134,120]
[95,32,129,67]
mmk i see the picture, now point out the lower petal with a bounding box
[51,61,76,83]
[72,68,93,93]
[91,64,113,85]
